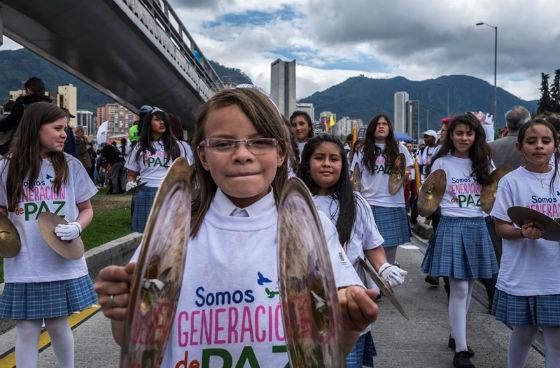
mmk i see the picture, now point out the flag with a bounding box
[96,121,109,145]
[352,126,357,145]
[414,158,421,194]
[329,115,335,127]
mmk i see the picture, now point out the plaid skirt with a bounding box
[421,216,498,279]
[370,205,410,247]
[0,275,96,320]
[131,186,158,233]
[346,332,376,368]
[492,289,560,327]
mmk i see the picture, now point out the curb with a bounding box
[0,232,143,334]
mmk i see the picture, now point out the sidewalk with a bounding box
[371,237,545,367]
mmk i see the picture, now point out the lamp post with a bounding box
[476,22,498,124]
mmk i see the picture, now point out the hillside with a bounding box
[300,75,538,129]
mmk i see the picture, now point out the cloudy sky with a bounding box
[2,0,559,100]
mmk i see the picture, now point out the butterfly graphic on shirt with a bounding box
[257,271,272,285]
[257,271,279,299]
[46,174,54,184]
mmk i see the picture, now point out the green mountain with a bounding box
[300,75,538,129]
[0,49,252,111]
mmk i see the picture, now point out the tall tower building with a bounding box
[77,110,95,135]
[270,59,296,118]
[406,100,420,142]
[96,103,138,136]
[393,91,409,133]
[57,84,77,127]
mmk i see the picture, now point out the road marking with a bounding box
[0,305,100,367]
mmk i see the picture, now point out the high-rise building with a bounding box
[333,116,353,137]
[77,110,95,136]
[406,100,420,142]
[295,102,314,122]
[393,91,409,133]
[270,59,296,118]
[57,84,77,127]
[96,103,138,136]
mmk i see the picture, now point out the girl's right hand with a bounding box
[95,263,136,321]
[521,222,543,240]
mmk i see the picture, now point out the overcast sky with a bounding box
[3,0,559,100]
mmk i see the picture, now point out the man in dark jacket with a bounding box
[0,77,52,154]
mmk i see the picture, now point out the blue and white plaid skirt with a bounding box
[421,216,498,279]
[370,205,410,247]
[346,332,376,368]
[492,289,560,327]
[0,275,96,320]
[131,186,158,233]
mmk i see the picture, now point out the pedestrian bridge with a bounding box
[0,0,224,129]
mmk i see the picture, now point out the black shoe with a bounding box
[448,336,474,357]
[424,275,440,286]
[453,351,475,368]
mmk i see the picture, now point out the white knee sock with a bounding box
[543,327,560,368]
[45,317,74,368]
[15,320,42,367]
[448,278,472,353]
[385,247,398,265]
[508,325,538,368]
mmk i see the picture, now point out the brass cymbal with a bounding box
[418,169,446,217]
[480,166,513,213]
[507,206,560,241]
[121,157,191,368]
[37,212,84,260]
[0,213,21,258]
[278,178,345,367]
[388,153,406,195]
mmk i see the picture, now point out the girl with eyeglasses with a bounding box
[95,88,379,367]
[124,107,191,232]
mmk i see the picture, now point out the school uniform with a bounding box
[125,140,190,232]
[351,143,413,247]
[131,189,363,367]
[490,167,560,326]
[314,192,385,368]
[0,154,98,320]
[421,155,498,279]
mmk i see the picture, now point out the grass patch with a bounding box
[1,192,132,283]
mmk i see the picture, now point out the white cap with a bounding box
[423,129,438,140]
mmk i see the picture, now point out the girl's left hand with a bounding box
[521,222,543,239]
[55,222,82,241]
[337,286,378,354]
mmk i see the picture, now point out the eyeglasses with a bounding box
[198,138,278,154]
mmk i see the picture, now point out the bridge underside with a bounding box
[1,0,207,130]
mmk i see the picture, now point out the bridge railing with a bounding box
[119,0,225,100]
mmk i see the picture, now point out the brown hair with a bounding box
[4,102,69,211]
[362,114,400,174]
[190,88,289,237]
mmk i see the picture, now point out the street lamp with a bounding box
[476,22,498,125]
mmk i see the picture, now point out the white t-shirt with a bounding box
[125,140,191,187]
[491,167,560,296]
[0,154,97,283]
[350,143,413,207]
[430,155,488,217]
[131,189,362,367]
[297,141,307,162]
[418,145,440,179]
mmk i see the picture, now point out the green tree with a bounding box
[550,69,560,113]
[538,73,554,114]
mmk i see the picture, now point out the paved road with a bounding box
[0,236,545,367]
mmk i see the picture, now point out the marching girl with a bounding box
[0,102,98,368]
[298,134,408,368]
[290,110,314,161]
[421,114,498,368]
[350,114,413,265]
[95,88,379,367]
[125,107,191,232]
[490,119,560,368]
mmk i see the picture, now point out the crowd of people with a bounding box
[0,77,558,368]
